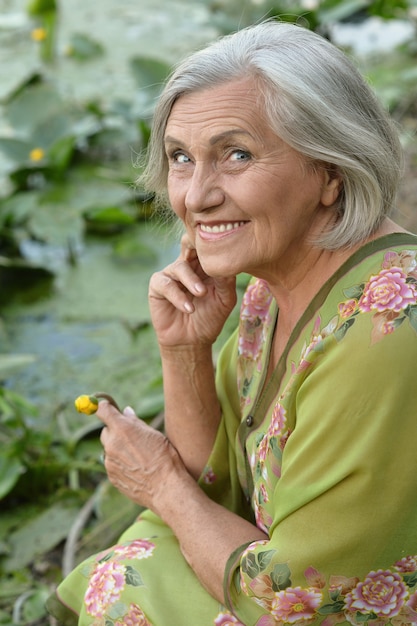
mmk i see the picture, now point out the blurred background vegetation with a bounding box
[0,0,416,623]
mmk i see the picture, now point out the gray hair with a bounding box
[139,20,403,249]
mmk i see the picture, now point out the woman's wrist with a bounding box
[158,342,214,362]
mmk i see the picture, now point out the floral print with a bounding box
[270,586,323,623]
[238,542,417,625]
[357,267,417,313]
[343,570,408,620]
[214,611,246,625]
[337,250,417,344]
[83,540,155,623]
[85,561,126,618]
[238,279,273,407]
[114,603,152,626]
[202,465,217,484]
[113,539,155,560]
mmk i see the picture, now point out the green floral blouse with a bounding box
[208,234,417,625]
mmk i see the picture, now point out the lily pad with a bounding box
[2,499,84,572]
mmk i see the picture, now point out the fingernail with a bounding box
[124,406,136,416]
[184,301,194,313]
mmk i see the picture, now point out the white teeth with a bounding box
[200,221,245,233]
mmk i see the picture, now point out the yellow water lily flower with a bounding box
[31,27,47,42]
[29,147,45,162]
[74,394,99,415]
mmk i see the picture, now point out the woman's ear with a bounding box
[321,166,342,207]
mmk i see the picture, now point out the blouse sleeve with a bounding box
[223,316,417,626]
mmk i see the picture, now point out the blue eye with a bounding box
[231,149,250,161]
[171,151,191,164]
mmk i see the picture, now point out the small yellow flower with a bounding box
[29,147,45,162]
[74,394,99,415]
[31,27,47,42]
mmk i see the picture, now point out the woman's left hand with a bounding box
[97,400,183,511]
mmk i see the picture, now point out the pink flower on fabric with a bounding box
[238,324,265,361]
[382,250,417,274]
[259,482,269,504]
[394,555,417,573]
[254,499,272,533]
[113,539,155,560]
[258,434,269,465]
[344,569,408,619]
[338,298,358,318]
[115,603,152,626]
[358,267,417,313]
[406,590,417,613]
[270,586,322,623]
[304,567,326,590]
[241,280,272,322]
[214,611,246,625]
[268,402,287,437]
[84,560,126,618]
[202,466,217,484]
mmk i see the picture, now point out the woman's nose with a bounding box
[184,164,225,213]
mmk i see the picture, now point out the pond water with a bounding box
[0,0,222,425]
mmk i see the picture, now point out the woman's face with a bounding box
[164,77,340,284]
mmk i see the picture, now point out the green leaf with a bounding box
[355,611,377,622]
[329,587,341,602]
[318,0,369,25]
[0,138,34,164]
[106,601,128,620]
[48,134,76,172]
[318,600,345,615]
[270,562,292,591]
[67,33,104,61]
[28,201,84,245]
[27,0,57,15]
[257,549,276,571]
[129,56,171,90]
[0,454,26,499]
[125,565,144,587]
[31,113,74,149]
[85,206,135,225]
[242,551,259,578]
[404,571,417,588]
[0,354,36,376]
[22,588,50,623]
[343,284,364,299]
[5,83,63,134]
[334,317,356,342]
[406,305,417,334]
[2,500,82,571]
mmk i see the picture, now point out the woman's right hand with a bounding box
[148,234,237,348]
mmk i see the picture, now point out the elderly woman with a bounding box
[47,21,417,626]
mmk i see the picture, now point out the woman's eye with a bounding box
[230,149,250,161]
[173,152,191,164]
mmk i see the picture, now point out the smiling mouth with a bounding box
[200,221,246,234]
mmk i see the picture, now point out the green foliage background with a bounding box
[0,0,416,623]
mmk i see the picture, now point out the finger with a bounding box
[149,262,207,312]
[123,405,136,417]
[180,233,196,262]
[96,399,124,427]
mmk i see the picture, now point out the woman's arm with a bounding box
[148,236,237,478]
[158,344,222,479]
